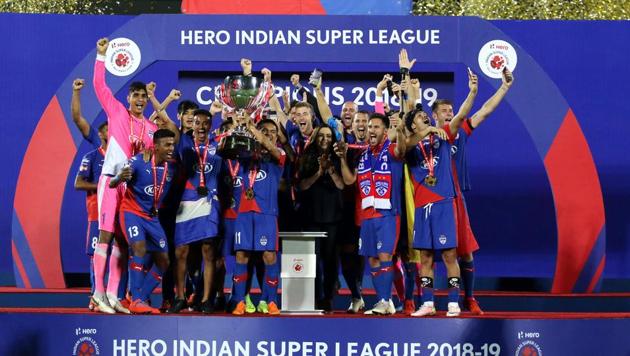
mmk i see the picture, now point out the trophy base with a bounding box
[218,134,261,160]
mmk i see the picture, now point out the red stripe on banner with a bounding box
[11,241,31,289]
[14,96,74,288]
[587,255,606,293]
[181,0,327,14]
[544,109,605,293]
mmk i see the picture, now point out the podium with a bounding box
[279,231,325,315]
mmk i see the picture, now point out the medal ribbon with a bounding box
[97,147,105,157]
[193,139,210,188]
[245,163,259,197]
[227,160,240,184]
[418,134,435,179]
[130,117,146,155]
[151,154,168,215]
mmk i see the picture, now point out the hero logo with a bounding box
[194,163,213,174]
[478,39,518,79]
[144,185,155,196]
[105,37,141,77]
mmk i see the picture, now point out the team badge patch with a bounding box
[360,180,371,195]
[439,234,447,245]
[375,181,389,197]
[260,235,268,246]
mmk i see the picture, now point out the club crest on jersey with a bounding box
[358,238,362,250]
[439,234,447,245]
[451,145,458,156]
[360,180,371,196]
[376,241,383,250]
[148,131,155,138]
[159,239,166,248]
[375,181,389,196]
[255,170,267,182]
[194,163,213,174]
[421,157,440,170]
[208,145,217,155]
[260,236,268,246]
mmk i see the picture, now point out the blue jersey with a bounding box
[407,127,456,206]
[235,149,286,216]
[451,119,474,192]
[178,134,223,203]
[77,146,105,221]
[120,153,177,218]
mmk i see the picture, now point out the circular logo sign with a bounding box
[293,262,303,273]
[105,37,141,77]
[515,340,542,356]
[478,40,518,79]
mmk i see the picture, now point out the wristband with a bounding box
[400,68,410,76]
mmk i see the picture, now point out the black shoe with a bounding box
[201,300,215,314]
[215,295,226,312]
[166,298,187,314]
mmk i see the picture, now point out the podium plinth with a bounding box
[279,231,325,315]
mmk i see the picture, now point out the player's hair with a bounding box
[369,113,389,129]
[431,99,453,112]
[177,100,199,115]
[128,81,147,94]
[353,110,370,122]
[293,101,315,120]
[153,129,176,144]
[97,122,108,132]
[404,108,423,132]
[257,118,278,131]
[193,109,211,118]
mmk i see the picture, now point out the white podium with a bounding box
[279,231,325,315]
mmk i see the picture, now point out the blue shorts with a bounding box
[85,220,99,256]
[359,215,400,257]
[412,198,458,251]
[120,211,168,253]
[234,212,278,252]
[221,218,236,256]
[174,197,219,247]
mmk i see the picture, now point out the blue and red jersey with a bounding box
[120,153,177,219]
[356,142,403,221]
[451,118,474,192]
[177,134,223,203]
[406,125,457,206]
[77,146,105,221]
[233,148,286,216]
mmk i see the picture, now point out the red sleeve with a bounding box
[462,118,474,137]
[387,143,403,161]
[442,124,457,144]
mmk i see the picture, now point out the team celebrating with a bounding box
[73,38,513,316]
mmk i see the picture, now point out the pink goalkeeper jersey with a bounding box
[93,57,157,176]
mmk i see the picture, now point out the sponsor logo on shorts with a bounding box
[439,234,447,245]
[478,39,518,79]
[105,37,141,77]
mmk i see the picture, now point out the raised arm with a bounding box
[291,74,322,120]
[262,68,290,129]
[333,142,356,185]
[375,74,392,114]
[71,78,92,138]
[93,38,126,121]
[146,82,181,143]
[449,68,479,135]
[470,67,514,128]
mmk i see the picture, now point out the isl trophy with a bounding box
[215,75,273,159]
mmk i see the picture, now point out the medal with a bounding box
[197,186,208,196]
[244,164,258,200]
[418,135,437,187]
[194,139,210,196]
[245,188,255,200]
[150,154,168,218]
